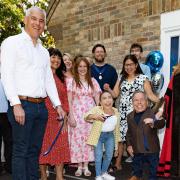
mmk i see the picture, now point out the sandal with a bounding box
[83,167,91,176]
[108,165,122,173]
[75,167,82,176]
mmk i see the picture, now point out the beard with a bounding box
[94,57,105,63]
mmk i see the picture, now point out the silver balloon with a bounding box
[151,72,164,94]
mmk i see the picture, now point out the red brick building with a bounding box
[47,0,180,91]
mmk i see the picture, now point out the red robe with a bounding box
[157,75,180,178]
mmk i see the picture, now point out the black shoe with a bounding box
[0,165,3,174]
[4,165,12,174]
[5,169,12,174]
[0,168,6,176]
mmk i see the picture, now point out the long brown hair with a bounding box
[73,57,94,89]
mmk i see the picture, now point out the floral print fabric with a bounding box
[67,78,101,163]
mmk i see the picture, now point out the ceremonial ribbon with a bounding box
[43,118,64,156]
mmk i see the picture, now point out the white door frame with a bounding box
[160,10,180,95]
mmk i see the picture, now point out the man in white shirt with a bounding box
[1,6,65,180]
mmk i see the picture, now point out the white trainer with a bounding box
[102,172,115,180]
[96,176,104,180]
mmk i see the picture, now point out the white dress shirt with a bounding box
[0,31,61,107]
[0,79,8,112]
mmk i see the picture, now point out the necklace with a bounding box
[92,64,107,80]
[99,73,102,80]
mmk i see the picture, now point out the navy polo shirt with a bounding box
[134,111,149,151]
[91,63,118,90]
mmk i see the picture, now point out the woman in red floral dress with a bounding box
[39,48,70,180]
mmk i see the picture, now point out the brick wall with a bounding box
[47,0,180,70]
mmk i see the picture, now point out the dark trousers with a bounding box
[0,113,12,173]
[8,100,48,180]
[132,153,159,180]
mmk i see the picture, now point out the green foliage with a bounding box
[0,0,55,47]
[41,30,55,48]
[0,0,23,43]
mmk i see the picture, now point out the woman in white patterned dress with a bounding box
[104,54,159,170]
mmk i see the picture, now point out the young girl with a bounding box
[84,91,121,180]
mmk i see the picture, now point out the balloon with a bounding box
[151,72,164,94]
[146,51,164,73]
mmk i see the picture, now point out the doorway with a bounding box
[160,10,180,95]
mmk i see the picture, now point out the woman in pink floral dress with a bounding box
[67,57,101,177]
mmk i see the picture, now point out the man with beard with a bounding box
[91,44,118,91]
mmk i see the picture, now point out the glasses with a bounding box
[124,63,135,68]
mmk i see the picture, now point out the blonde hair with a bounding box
[63,53,74,62]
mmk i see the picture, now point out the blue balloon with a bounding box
[145,51,164,73]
